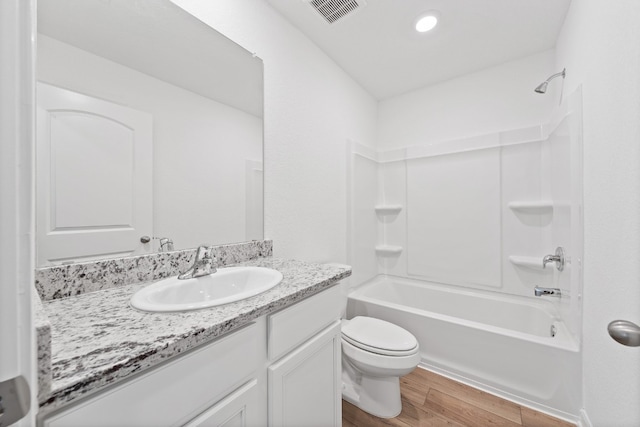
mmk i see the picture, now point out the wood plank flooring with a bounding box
[342,367,575,427]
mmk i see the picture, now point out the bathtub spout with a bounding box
[534,287,562,297]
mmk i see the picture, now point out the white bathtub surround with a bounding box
[341,316,421,418]
[37,257,351,414]
[35,240,273,301]
[349,88,583,325]
[348,275,580,422]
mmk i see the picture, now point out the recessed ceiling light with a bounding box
[415,14,438,33]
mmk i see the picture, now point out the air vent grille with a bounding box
[308,0,364,24]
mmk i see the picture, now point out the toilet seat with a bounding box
[342,316,418,357]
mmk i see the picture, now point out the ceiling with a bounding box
[265,0,571,100]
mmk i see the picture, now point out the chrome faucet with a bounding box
[542,247,565,271]
[178,245,216,280]
[156,237,174,252]
[534,286,562,297]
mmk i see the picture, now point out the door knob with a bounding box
[608,320,640,347]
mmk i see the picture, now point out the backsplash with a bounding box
[35,240,273,301]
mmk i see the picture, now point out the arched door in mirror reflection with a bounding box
[37,82,153,265]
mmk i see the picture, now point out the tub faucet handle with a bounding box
[542,247,565,271]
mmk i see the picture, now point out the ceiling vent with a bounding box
[307,0,366,24]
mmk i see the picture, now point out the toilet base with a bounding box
[342,358,403,419]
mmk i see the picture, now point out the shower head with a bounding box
[534,68,566,94]
[534,81,549,94]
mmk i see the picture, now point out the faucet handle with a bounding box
[195,244,207,253]
[153,237,174,252]
[195,246,216,267]
[542,247,565,271]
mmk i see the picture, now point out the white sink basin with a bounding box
[130,267,283,312]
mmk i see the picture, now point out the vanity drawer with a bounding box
[42,321,263,427]
[268,284,342,361]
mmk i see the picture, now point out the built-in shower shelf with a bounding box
[508,200,554,213]
[375,205,403,215]
[508,256,551,271]
[375,245,403,256]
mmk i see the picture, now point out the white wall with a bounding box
[556,1,640,425]
[37,35,262,253]
[173,0,378,264]
[377,50,556,151]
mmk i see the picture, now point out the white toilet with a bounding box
[341,316,421,418]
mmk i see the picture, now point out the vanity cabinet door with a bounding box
[268,321,341,427]
[184,379,262,427]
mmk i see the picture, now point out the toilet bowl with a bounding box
[341,316,420,418]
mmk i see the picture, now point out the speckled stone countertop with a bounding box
[38,257,351,414]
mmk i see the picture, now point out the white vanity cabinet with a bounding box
[39,284,343,427]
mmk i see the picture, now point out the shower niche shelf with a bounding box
[375,245,403,256]
[375,205,403,215]
[507,200,554,213]
[508,255,552,271]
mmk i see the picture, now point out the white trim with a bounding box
[372,124,552,163]
[0,0,36,424]
[349,139,379,162]
[578,409,593,427]
[350,116,575,165]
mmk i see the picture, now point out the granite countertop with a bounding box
[38,257,351,414]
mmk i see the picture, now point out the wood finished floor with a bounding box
[342,367,575,427]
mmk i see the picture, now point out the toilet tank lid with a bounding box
[342,316,418,352]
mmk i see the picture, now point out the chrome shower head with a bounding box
[534,68,566,94]
[534,81,549,94]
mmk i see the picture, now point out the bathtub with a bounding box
[347,275,581,419]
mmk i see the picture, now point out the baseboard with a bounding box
[578,409,593,427]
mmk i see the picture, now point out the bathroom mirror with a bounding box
[35,0,263,266]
